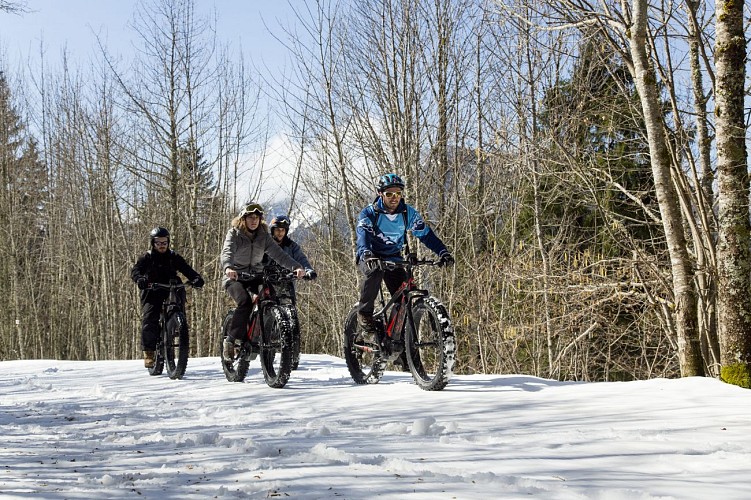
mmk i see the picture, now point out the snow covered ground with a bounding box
[2,355,750,499]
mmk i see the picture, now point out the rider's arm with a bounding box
[355,206,375,263]
[289,240,313,271]
[219,228,237,273]
[131,253,150,283]
[174,253,201,282]
[407,206,448,256]
[264,232,303,273]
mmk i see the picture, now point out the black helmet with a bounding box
[377,173,405,192]
[270,215,291,232]
[239,202,264,218]
[149,227,170,246]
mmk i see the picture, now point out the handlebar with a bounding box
[147,282,195,290]
[237,267,299,283]
[367,257,440,271]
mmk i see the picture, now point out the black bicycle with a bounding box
[147,280,195,380]
[343,256,455,391]
[220,268,295,388]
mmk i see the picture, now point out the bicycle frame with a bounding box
[372,258,432,354]
[147,280,193,379]
[239,268,296,343]
[149,280,188,324]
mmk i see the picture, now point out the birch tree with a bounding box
[714,0,751,387]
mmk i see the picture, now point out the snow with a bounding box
[2,355,750,499]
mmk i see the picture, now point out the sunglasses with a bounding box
[154,240,169,246]
[383,191,403,199]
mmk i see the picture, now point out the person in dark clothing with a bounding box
[263,214,317,302]
[131,227,204,368]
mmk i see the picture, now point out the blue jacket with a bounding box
[355,198,448,262]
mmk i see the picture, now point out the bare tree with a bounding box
[0,1,28,14]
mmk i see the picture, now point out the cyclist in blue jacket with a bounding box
[355,173,454,344]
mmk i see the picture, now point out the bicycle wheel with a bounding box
[220,309,250,382]
[164,312,189,380]
[342,306,384,385]
[259,305,293,388]
[405,296,455,391]
[282,304,302,370]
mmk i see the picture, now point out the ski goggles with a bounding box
[239,203,264,217]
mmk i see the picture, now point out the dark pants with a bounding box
[357,260,408,316]
[274,280,296,305]
[225,279,262,341]
[139,289,185,351]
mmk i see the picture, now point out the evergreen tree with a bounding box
[0,71,48,359]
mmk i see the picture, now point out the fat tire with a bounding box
[405,296,455,391]
[259,305,293,388]
[220,308,250,382]
[148,353,164,376]
[343,307,384,385]
[283,304,302,370]
[164,313,189,380]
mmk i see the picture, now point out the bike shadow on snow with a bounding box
[180,356,577,394]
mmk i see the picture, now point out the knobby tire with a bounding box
[343,307,384,385]
[260,305,294,388]
[405,297,455,391]
[164,312,189,380]
[220,308,250,382]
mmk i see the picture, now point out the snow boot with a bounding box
[143,350,156,368]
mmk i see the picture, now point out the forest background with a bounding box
[2,0,751,387]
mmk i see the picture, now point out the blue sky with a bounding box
[0,0,307,205]
[0,0,298,73]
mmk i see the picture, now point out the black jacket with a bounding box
[131,249,200,291]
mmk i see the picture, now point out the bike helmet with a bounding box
[239,202,264,218]
[270,215,291,232]
[377,173,405,192]
[149,227,170,245]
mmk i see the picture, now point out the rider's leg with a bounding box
[141,297,162,367]
[357,260,384,318]
[356,261,385,342]
[225,281,255,340]
[383,267,408,295]
[384,267,410,371]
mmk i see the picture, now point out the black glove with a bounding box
[438,251,455,267]
[362,251,380,271]
[305,269,317,280]
[191,276,205,288]
[136,277,148,290]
